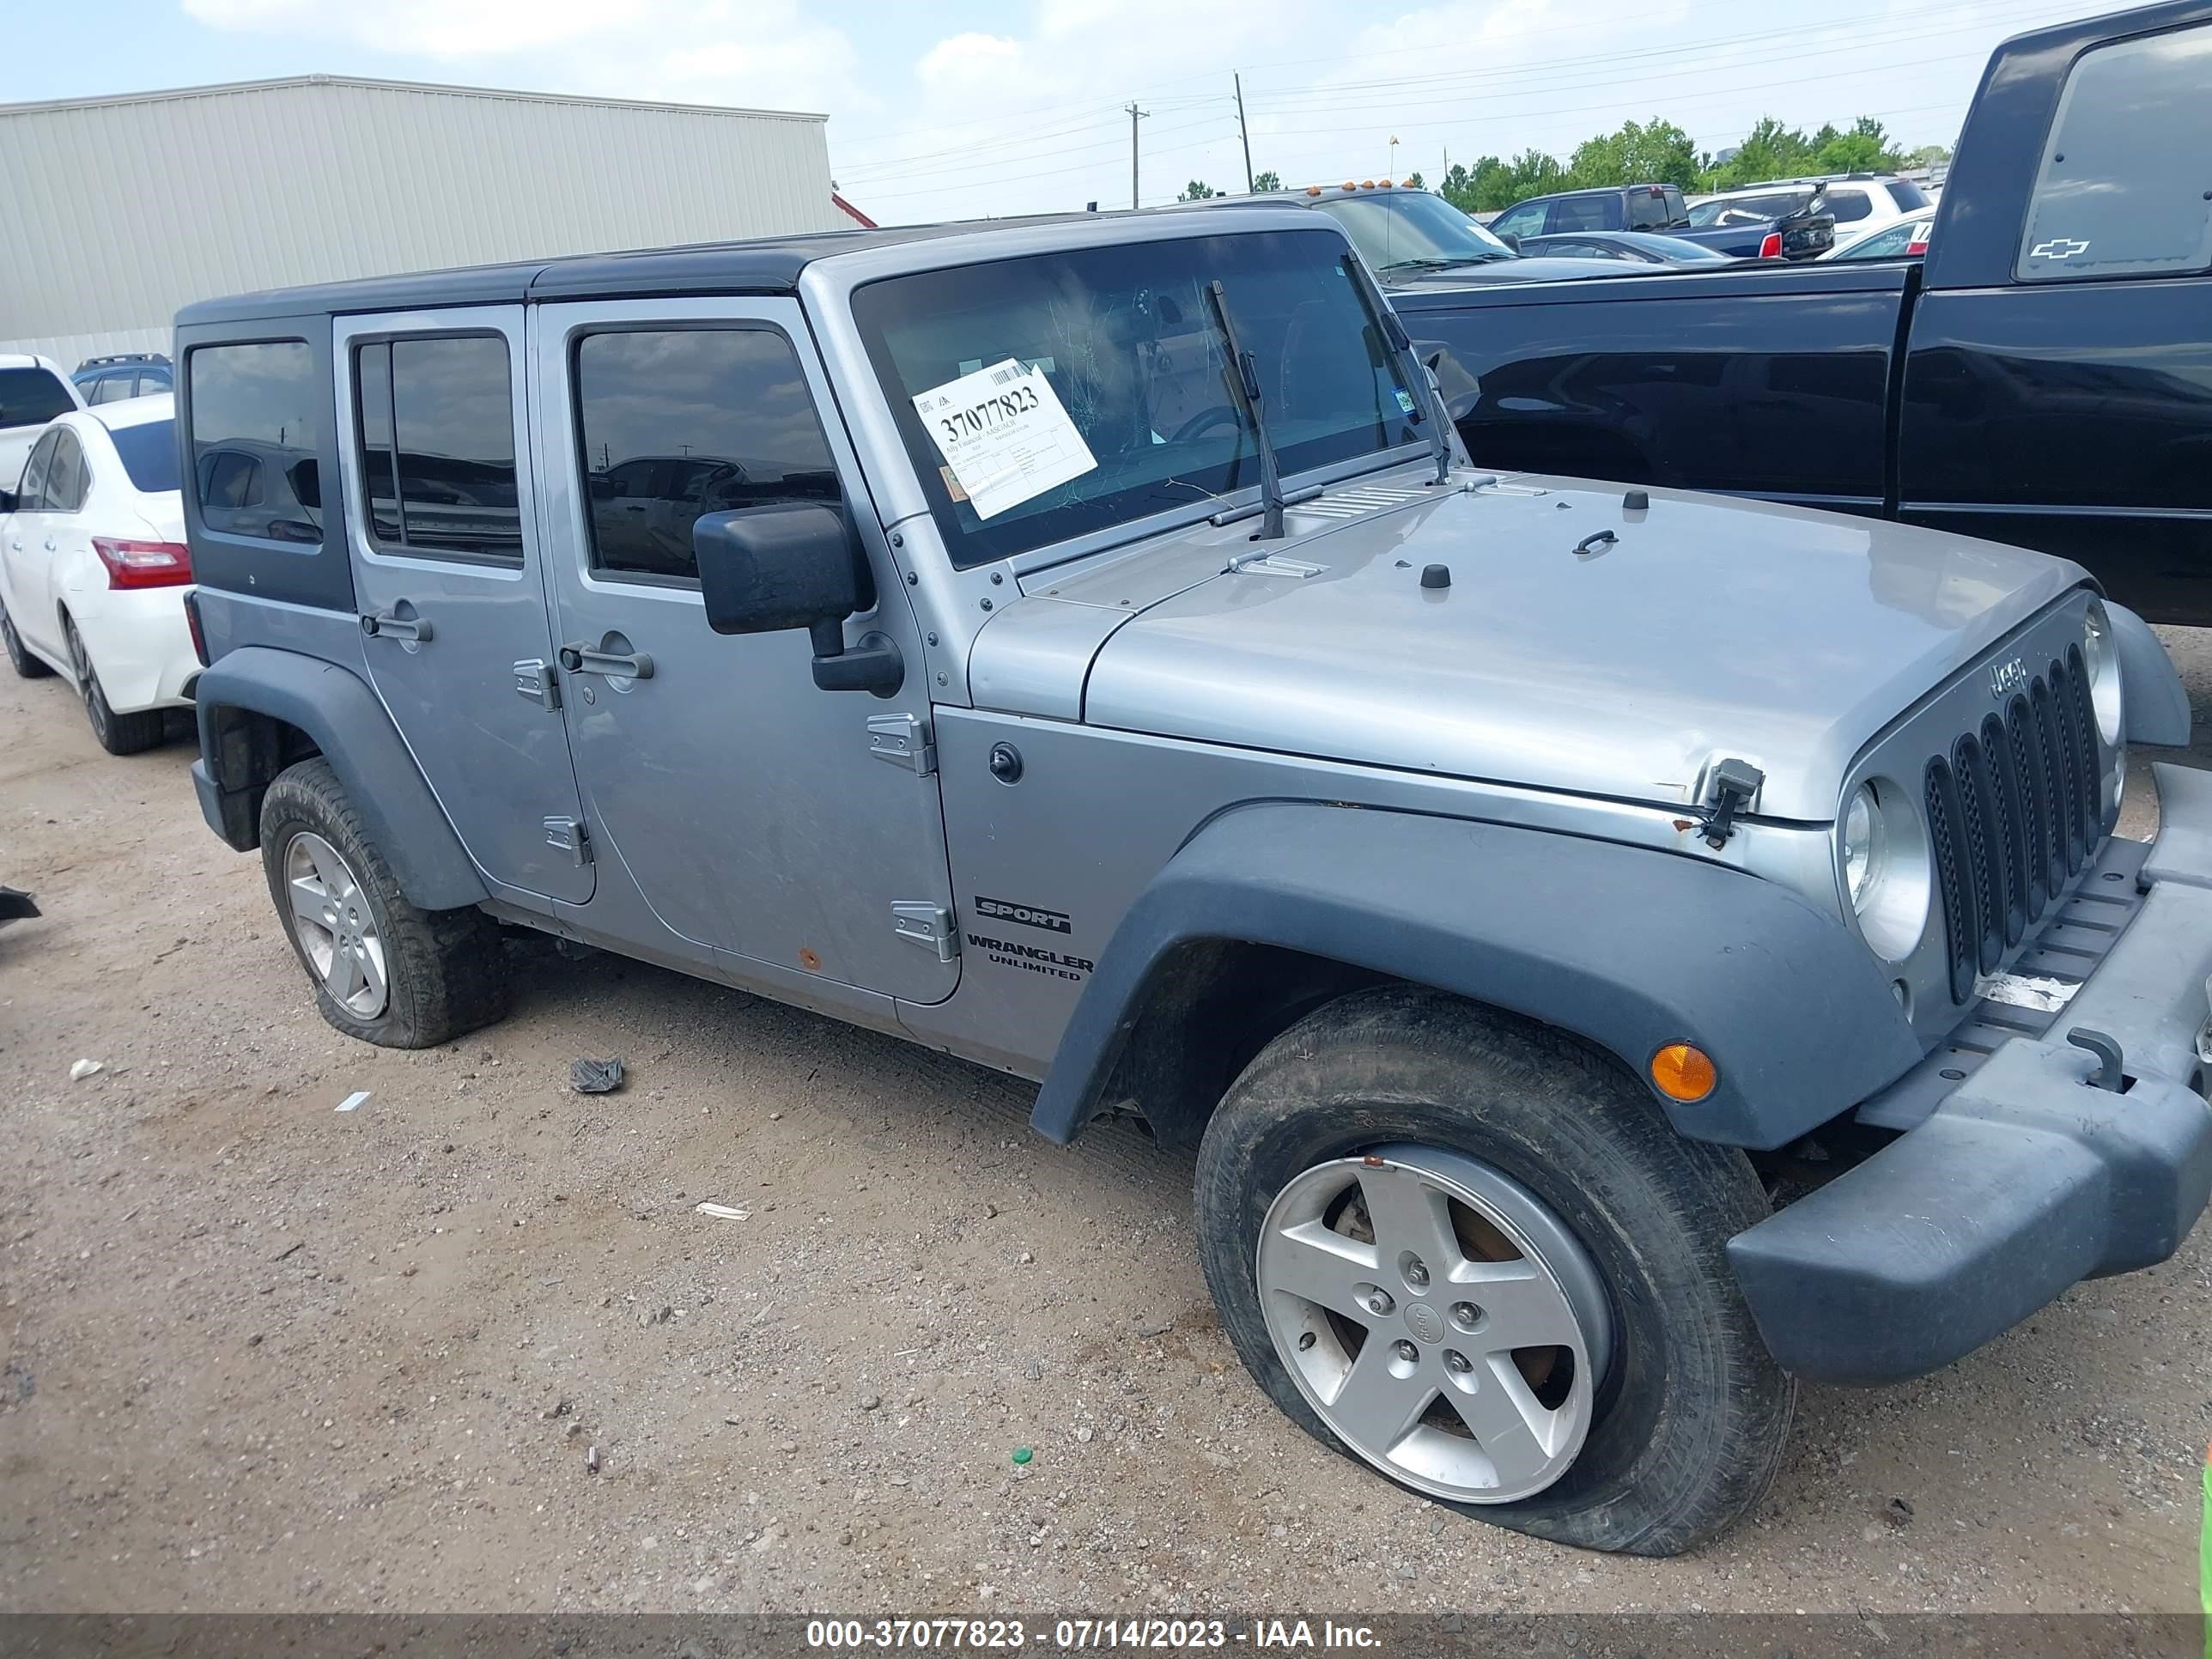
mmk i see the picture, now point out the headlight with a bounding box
[2083,599,2123,744]
[1842,780,1932,962]
[1843,784,1881,911]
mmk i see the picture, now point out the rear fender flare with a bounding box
[1030,802,1919,1152]
[193,646,487,911]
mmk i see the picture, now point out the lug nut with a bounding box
[1366,1290,1395,1316]
[1450,1302,1481,1328]
[1404,1258,1429,1288]
[1392,1340,1418,1363]
[1444,1350,1472,1375]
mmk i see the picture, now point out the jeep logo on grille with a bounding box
[1990,656,2028,698]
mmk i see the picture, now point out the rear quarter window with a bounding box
[0,368,75,432]
[2017,21,2212,281]
[188,342,325,543]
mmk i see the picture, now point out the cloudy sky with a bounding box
[6,0,2109,222]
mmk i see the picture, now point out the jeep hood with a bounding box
[1026,475,2084,823]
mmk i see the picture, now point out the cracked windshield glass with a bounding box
[853,228,1424,566]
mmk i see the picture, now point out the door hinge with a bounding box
[891,901,958,961]
[514,659,561,710]
[868,712,936,776]
[544,817,592,866]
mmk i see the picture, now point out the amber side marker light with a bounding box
[1650,1042,1717,1103]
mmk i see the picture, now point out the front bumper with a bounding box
[1728,762,2212,1386]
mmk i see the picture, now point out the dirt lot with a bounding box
[3,633,2211,1619]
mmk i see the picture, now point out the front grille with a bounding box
[1923,654,2105,1006]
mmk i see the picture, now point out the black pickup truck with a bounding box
[1395,0,2212,625]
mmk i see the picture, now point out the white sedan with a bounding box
[1,394,197,754]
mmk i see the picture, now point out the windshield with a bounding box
[1686,189,1815,227]
[108,418,179,494]
[1310,191,1513,270]
[854,229,1424,568]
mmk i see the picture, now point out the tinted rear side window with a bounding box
[110,420,180,494]
[0,368,75,432]
[1825,189,1872,224]
[2017,21,2212,281]
[354,334,521,562]
[1888,179,1929,213]
[571,327,841,583]
[1626,189,1674,229]
[189,342,325,544]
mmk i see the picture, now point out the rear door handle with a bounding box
[361,611,432,642]
[559,642,653,679]
[43,538,57,552]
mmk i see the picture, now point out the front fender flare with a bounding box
[1030,803,1920,1152]
[2108,600,2191,747]
[193,646,488,911]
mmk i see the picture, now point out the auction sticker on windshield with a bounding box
[913,359,1097,520]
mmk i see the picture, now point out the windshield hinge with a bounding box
[1226,553,1326,579]
[1697,759,1765,849]
[868,713,936,776]
[892,901,958,961]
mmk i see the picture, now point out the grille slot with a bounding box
[1923,656,2106,1007]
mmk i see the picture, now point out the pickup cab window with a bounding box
[2017,21,2212,282]
[854,229,1421,568]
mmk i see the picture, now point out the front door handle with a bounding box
[43,538,57,552]
[361,611,433,642]
[559,642,653,679]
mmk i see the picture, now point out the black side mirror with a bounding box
[1495,232,1520,253]
[0,489,16,514]
[693,503,903,697]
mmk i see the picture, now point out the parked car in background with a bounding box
[0,354,84,496]
[1171,184,1674,287]
[1694,174,1934,246]
[73,352,173,404]
[1823,217,1936,261]
[1513,230,1735,266]
[1388,0,2212,625]
[1493,182,1833,259]
[0,394,196,753]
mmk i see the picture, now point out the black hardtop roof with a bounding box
[175,213,1096,328]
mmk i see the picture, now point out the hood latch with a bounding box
[1698,759,1765,849]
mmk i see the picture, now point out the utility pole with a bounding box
[1126,101,1148,209]
[1235,74,1254,192]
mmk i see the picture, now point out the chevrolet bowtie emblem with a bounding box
[2031,237,2090,259]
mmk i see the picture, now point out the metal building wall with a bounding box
[0,76,842,367]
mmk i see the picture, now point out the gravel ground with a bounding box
[2,630,2209,1617]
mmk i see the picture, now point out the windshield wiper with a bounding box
[1378,255,1498,273]
[1205,278,1287,542]
[1343,256,1455,485]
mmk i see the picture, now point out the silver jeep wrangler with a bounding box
[177,207,2212,1556]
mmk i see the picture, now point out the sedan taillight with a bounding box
[1758,232,1784,258]
[91,537,193,589]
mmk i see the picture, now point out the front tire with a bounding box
[258,757,509,1048]
[1194,985,1793,1557]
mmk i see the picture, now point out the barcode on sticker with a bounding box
[989,364,1026,386]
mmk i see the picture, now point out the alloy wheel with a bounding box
[1254,1143,1611,1504]
[283,831,389,1018]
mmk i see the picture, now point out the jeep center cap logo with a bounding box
[1404,1302,1443,1344]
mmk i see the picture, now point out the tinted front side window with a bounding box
[1550,197,1618,231]
[189,342,325,544]
[2018,21,2212,281]
[355,335,521,562]
[0,368,74,432]
[573,327,841,582]
[854,229,1421,568]
[1488,203,1546,240]
[110,420,180,494]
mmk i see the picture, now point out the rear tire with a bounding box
[258,757,510,1048]
[1194,984,1793,1557]
[2,599,53,678]
[65,615,164,755]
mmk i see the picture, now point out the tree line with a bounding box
[1177,116,1950,210]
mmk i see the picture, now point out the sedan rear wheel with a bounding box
[64,615,164,755]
